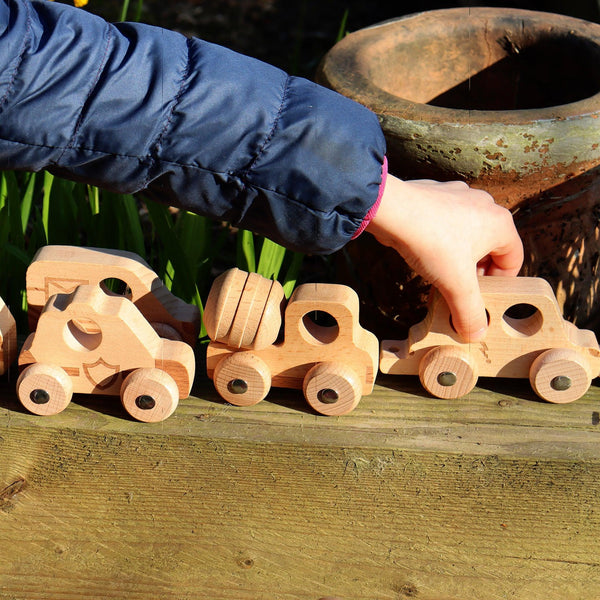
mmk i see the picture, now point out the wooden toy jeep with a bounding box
[205,268,379,415]
[380,276,600,403]
[17,284,195,422]
[26,245,200,346]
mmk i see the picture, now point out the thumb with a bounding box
[438,275,488,342]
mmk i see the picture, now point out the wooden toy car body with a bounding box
[26,245,200,346]
[17,284,195,422]
[205,269,379,415]
[380,276,600,403]
[0,296,16,376]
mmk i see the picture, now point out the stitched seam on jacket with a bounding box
[0,0,32,112]
[0,136,361,221]
[142,36,193,188]
[56,23,113,162]
[240,74,290,178]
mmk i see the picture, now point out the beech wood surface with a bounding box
[26,245,201,347]
[206,274,379,415]
[382,276,600,403]
[0,371,599,599]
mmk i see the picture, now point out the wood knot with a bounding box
[0,477,26,511]
[399,583,419,597]
[237,557,254,569]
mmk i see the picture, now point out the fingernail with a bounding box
[467,326,487,342]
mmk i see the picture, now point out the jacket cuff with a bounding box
[351,156,387,240]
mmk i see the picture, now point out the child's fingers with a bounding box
[437,272,488,342]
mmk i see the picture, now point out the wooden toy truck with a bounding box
[16,246,199,422]
[380,276,600,403]
[17,284,195,422]
[26,245,200,346]
[204,268,379,415]
[0,296,17,376]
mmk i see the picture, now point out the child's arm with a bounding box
[1,0,523,336]
[366,174,524,341]
[0,0,384,254]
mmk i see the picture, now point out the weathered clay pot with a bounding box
[318,7,600,337]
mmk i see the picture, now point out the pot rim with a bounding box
[320,6,600,126]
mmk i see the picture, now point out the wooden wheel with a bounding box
[121,368,179,422]
[303,362,362,416]
[213,353,271,406]
[17,363,73,416]
[204,268,283,350]
[529,348,592,404]
[419,346,478,399]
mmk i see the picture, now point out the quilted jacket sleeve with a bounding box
[0,0,386,254]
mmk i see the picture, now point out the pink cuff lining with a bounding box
[351,155,388,240]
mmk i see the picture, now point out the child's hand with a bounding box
[366,174,524,342]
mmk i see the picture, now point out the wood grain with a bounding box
[26,245,200,347]
[382,276,600,403]
[0,373,599,599]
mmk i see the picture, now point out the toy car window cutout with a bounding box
[501,303,542,337]
[300,310,340,345]
[64,318,103,352]
[100,277,133,299]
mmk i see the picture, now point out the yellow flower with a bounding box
[47,0,89,5]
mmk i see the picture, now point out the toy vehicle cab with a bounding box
[17,284,195,422]
[205,268,379,415]
[380,276,600,403]
[26,245,200,346]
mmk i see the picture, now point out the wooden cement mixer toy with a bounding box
[16,247,198,422]
[380,276,600,403]
[204,268,379,415]
[26,245,200,346]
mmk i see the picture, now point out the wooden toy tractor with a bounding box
[17,247,198,422]
[380,276,600,403]
[205,268,379,415]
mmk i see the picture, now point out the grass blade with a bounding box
[20,172,36,233]
[145,199,204,315]
[42,171,54,244]
[282,252,304,298]
[236,229,256,273]
[256,237,287,280]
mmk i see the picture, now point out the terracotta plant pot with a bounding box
[318,7,600,337]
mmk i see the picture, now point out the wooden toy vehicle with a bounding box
[380,276,600,403]
[26,245,200,346]
[17,284,195,422]
[205,268,379,415]
[0,296,17,376]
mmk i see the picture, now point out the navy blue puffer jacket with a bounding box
[0,0,386,254]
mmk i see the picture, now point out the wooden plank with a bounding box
[0,371,599,599]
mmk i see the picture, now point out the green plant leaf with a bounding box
[256,237,287,280]
[282,251,304,298]
[145,199,204,328]
[236,229,256,273]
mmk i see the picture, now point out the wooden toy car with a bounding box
[26,245,200,346]
[380,276,600,403]
[0,296,17,376]
[205,268,379,415]
[17,283,195,422]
